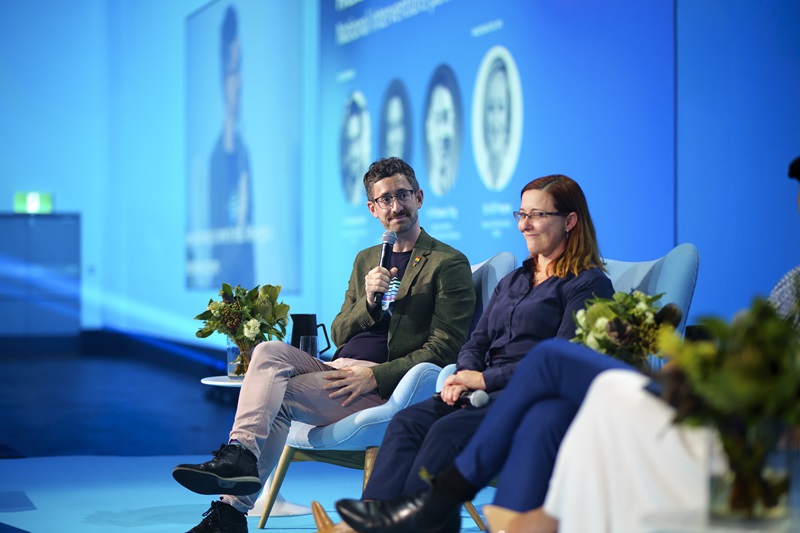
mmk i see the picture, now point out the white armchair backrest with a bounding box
[603,243,700,335]
[469,251,517,335]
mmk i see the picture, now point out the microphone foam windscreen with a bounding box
[382,230,398,245]
[471,390,489,408]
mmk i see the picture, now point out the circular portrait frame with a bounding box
[379,79,413,162]
[423,64,463,197]
[339,91,372,205]
[471,45,524,192]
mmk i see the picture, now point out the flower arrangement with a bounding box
[658,297,800,520]
[194,283,290,376]
[572,290,680,371]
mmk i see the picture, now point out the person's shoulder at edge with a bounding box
[771,264,800,293]
[769,264,800,319]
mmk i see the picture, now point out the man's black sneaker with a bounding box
[173,444,262,496]
[187,500,248,533]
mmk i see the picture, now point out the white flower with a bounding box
[585,332,600,350]
[594,317,609,332]
[243,318,261,340]
[575,309,586,327]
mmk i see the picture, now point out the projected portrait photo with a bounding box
[471,46,524,192]
[340,91,372,205]
[205,5,255,288]
[186,1,303,292]
[423,64,463,197]
[379,79,413,162]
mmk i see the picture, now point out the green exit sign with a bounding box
[14,192,54,214]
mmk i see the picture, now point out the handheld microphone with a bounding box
[374,230,397,304]
[433,390,490,409]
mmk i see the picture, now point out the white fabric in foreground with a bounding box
[543,370,713,533]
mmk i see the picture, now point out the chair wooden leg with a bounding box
[257,445,297,529]
[464,500,487,531]
[362,446,379,492]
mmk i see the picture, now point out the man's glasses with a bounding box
[372,189,417,209]
[513,210,568,221]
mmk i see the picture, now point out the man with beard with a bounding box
[173,157,476,533]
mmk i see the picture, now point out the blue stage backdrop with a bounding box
[185,0,303,293]
[317,0,675,327]
[3,0,799,349]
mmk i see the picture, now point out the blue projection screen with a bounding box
[185,0,302,292]
[318,0,675,324]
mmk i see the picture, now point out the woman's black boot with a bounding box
[334,465,476,533]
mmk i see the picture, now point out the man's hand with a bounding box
[439,370,486,406]
[364,266,398,309]
[323,366,379,407]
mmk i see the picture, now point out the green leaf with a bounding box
[247,286,260,302]
[261,284,281,301]
[194,310,213,321]
[196,328,213,339]
[274,302,290,319]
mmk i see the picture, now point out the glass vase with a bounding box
[709,420,799,525]
[226,338,252,380]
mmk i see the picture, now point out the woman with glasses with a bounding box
[330,158,800,533]
[315,174,613,532]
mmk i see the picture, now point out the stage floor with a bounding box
[0,351,494,531]
[0,455,494,532]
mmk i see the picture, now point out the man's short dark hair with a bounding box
[789,156,800,181]
[221,6,238,82]
[363,158,419,200]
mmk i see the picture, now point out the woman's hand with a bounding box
[440,370,487,406]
